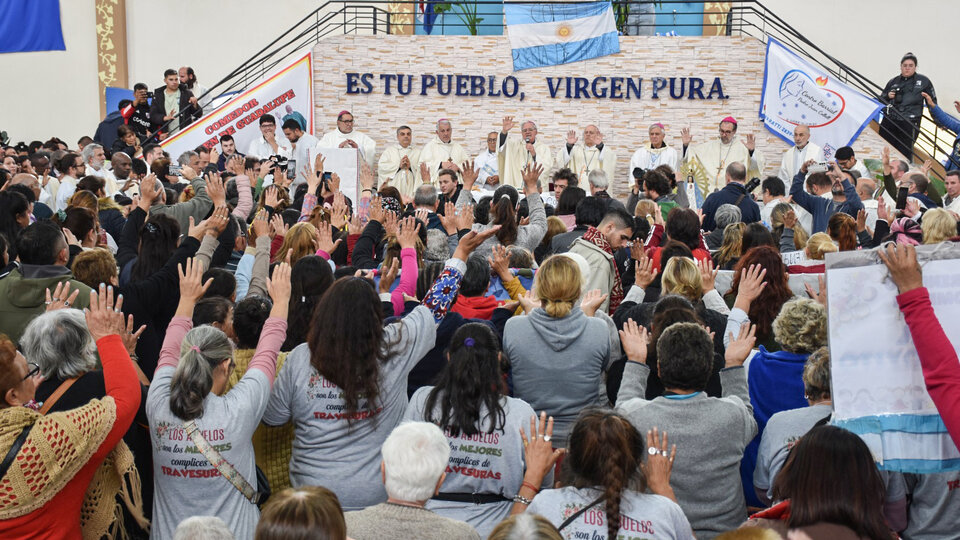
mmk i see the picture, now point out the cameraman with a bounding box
[879,53,936,161]
[121,83,154,141]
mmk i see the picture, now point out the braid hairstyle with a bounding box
[567,408,645,540]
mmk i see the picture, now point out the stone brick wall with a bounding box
[312,35,893,198]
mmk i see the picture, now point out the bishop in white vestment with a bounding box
[418,119,469,184]
[683,116,764,197]
[316,111,377,167]
[497,116,553,189]
[377,125,421,198]
[559,124,617,186]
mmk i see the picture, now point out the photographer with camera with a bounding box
[879,53,936,161]
[700,162,761,231]
[120,83,154,141]
[791,159,864,234]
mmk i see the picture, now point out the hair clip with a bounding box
[190,345,202,353]
[463,338,475,348]
[56,209,67,222]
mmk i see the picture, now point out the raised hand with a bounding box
[330,192,348,229]
[881,146,891,175]
[383,210,399,237]
[642,427,678,502]
[84,283,127,343]
[697,258,717,293]
[502,116,515,133]
[782,209,798,229]
[634,251,658,289]
[397,216,421,250]
[139,173,160,208]
[521,163,544,194]
[745,133,756,151]
[920,159,934,176]
[121,313,147,356]
[580,289,608,318]
[205,172,226,207]
[921,92,935,108]
[566,129,577,145]
[377,258,400,294]
[856,209,867,233]
[630,240,645,261]
[452,226,499,261]
[264,186,281,208]
[725,322,757,367]
[45,281,81,311]
[517,412,564,505]
[488,244,511,281]
[618,318,650,364]
[266,260,292,309]
[415,208,429,226]
[270,214,288,239]
[681,127,692,146]
[518,289,541,315]
[187,215,209,241]
[456,203,475,231]
[178,257,212,305]
[877,242,923,294]
[461,159,478,191]
[368,196,384,224]
[733,264,767,312]
[208,205,231,237]
[800,158,816,175]
[805,275,827,307]
[251,209,270,240]
[359,161,375,190]
[419,161,431,182]
[314,224,343,254]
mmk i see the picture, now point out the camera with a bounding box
[268,155,288,171]
[744,177,761,193]
[169,162,182,176]
[632,167,647,181]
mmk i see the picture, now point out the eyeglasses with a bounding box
[338,119,354,123]
[719,129,735,135]
[22,362,40,381]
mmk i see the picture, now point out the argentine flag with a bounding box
[504,2,620,71]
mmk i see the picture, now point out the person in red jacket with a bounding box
[879,242,960,447]
[0,284,142,539]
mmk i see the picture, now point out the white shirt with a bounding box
[474,149,498,185]
[317,129,376,167]
[777,142,823,183]
[85,165,118,196]
[628,144,680,174]
[288,132,319,186]
[55,175,78,211]
[246,135,291,160]
[849,159,870,181]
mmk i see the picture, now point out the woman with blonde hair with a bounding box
[504,255,611,447]
[921,208,959,244]
[488,513,562,540]
[272,222,318,265]
[661,256,703,304]
[787,232,837,274]
[713,222,746,270]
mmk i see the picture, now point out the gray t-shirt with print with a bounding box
[753,403,832,500]
[262,305,437,511]
[404,387,551,538]
[147,368,270,540]
[527,486,694,540]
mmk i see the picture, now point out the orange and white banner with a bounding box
[160,50,314,159]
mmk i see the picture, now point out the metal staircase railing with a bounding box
[161,1,955,180]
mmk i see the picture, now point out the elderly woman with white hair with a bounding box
[22,290,151,534]
[344,422,481,540]
[147,258,290,540]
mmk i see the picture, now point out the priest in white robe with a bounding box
[418,119,469,184]
[377,125,421,198]
[558,124,617,187]
[682,116,764,198]
[497,116,553,189]
[777,124,823,183]
[316,110,376,167]
[628,123,680,178]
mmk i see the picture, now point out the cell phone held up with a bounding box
[285,159,296,180]
[896,186,909,210]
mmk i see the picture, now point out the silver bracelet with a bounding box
[513,495,532,506]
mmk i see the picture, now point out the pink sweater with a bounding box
[897,287,960,447]
[390,247,418,316]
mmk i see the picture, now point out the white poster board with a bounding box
[825,245,960,472]
[313,147,360,202]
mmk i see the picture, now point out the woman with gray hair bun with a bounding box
[753,347,832,504]
[147,257,291,540]
[705,204,742,250]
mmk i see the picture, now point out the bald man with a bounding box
[418,119,469,184]
[498,116,553,189]
[9,173,53,219]
[559,124,617,186]
[777,125,823,184]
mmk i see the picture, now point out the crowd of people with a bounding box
[0,54,959,540]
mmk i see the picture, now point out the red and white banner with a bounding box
[160,50,314,159]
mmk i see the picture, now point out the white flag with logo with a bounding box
[760,38,881,161]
